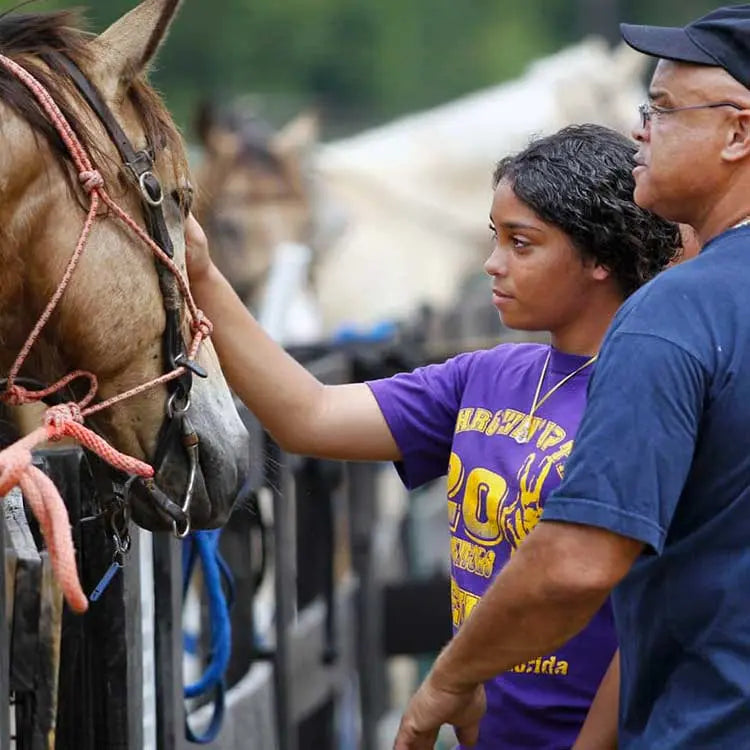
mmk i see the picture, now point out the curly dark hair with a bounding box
[493,124,681,298]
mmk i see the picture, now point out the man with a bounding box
[393,5,750,749]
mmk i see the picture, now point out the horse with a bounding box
[0,0,250,609]
[194,103,333,343]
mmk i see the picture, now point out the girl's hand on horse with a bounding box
[184,213,213,283]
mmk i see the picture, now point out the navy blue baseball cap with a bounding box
[620,4,750,88]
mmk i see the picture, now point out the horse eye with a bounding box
[171,186,194,217]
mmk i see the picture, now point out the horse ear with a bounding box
[86,0,183,101]
[270,111,320,161]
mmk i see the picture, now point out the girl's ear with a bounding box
[591,264,612,281]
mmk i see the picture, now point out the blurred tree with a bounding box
[8,0,725,137]
[578,0,622,43]
[583,0,719,40]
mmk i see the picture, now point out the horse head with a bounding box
[194,101,322,310]
[0,0,249,532]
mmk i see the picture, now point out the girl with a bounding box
[184,123,680,749]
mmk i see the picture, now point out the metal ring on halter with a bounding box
[173,514,191,539]
[111,531,130,562]
[138,170,164,207]
[108,499,131,554]
[167,388,191,419]
[172,416,199,539]
[124,475,188,529]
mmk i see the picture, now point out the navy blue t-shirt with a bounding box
[543,225,750,749]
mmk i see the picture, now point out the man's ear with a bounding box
[85,0,183,103]
[722,110,750,163]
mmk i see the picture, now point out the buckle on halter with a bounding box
[123,148,153,178]
[174,352,208,379]
[167,387,192,419]
[123,149,163,207]
[138,171,164,207]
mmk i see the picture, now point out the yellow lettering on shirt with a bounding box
[509,656,570,676]
[536,422,567,452]
[447,406,577,679]
[468,408,493,432]
[462,467,509,545]
[497,409,526,436]
[485,410,504,436]
[451,579,480,628]
[446,452,465,532]
[455,408,474,433]
[454,407,568,452]
[450,538,496,579]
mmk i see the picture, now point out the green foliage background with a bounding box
[6,0,722,138]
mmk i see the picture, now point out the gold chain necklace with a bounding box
[514,348,598,445]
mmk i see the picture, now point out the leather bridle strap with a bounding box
[52,53,193,401]
[49,53,204,533]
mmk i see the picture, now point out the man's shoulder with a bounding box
[705,225,750,256]
[630,256,708,301]
[601,261,719,368]
[614,254,739,337]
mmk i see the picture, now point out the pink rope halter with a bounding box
[0,54,213,614]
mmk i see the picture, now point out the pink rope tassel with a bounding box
[0,428,87,612]
[0,408,157,614]
[20,466,88,614]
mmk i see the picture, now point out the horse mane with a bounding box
[0,8,188,188]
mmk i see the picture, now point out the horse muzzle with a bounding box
[126,412,250,533]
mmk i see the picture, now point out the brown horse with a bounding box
[194,101,332,325]
[0,1,249,531]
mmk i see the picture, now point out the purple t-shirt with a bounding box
[368,343,616,750]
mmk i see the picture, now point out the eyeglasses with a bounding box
[638,101,744,129]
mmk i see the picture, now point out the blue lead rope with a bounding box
[182,529,234,744]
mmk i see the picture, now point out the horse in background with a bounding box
[0,0,249,537]
[193,103,337,343]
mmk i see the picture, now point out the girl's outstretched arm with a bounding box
[185,214,400,461]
